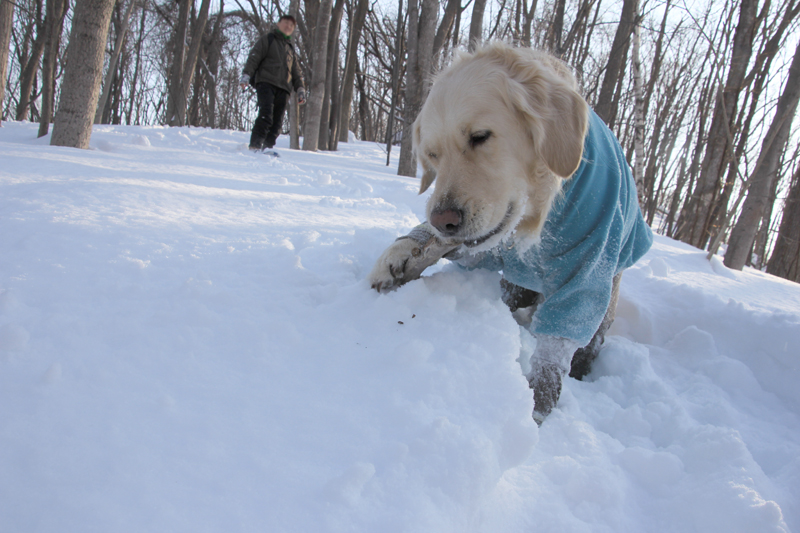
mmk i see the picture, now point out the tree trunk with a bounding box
[397,0,419,174]
[318,0,344,150]
[558,0,594,63]
[548,0,565,55]
[16,0,46,121]
[631,0,644,208]
[126,2,147,125]
[0,0,15,125]
[708,3,800,254]
[397,0,435,176]
[356,58,371,140]
[432,0,459,58]
[95,0,136,124]
[766,165,800,282]
[594,0,636,128]
[521,0,538,48]
[289,0,300,149]
[328,38,341,149]
[337,0,369,143]
[302,0,333,151]
[664,138,692,238]
[751,164,781,270]
[468,0,487,52]
[677,0,758,249]
[170,0,211,126]
[187,47,203,126]
[165,0,190,125]
[724,35,800,271]
[50,0,116,149]
[385,0,403,165]
[37,0,67,137]
[416,0,435,93]
[673,81,713,235]
[204,1,224,127]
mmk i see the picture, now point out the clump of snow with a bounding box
[1,122,798,532]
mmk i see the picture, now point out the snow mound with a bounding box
[1,122,798,532]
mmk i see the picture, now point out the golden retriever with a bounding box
[368,43,652,423]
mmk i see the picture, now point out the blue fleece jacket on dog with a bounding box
[462,109,653,347]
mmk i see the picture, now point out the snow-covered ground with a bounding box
[1,121,798,533]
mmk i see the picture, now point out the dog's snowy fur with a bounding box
[369,44,589,290]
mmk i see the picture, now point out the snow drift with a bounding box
[1,122,798,532]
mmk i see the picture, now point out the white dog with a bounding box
[369,44,653,423]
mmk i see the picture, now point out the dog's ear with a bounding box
[537,89,588,177]
[503,50,589,178]
[413,118,436,194]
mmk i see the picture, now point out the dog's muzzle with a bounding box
[438,203,514,248]
[463,204,515,247]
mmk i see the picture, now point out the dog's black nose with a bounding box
[430,208,463,236]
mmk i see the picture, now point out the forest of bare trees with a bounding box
[1,0,800,282]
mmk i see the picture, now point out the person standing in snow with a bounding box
[239,15,306,151]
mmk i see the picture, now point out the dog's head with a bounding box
[413,43,589,251]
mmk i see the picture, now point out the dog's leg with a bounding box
[527,335,580,425]
[500,278,541,327]
[500,278,539,312]
[521,274,623,423]
[568,272,622,380]
[531,361,563,425]
[368,223,461,292]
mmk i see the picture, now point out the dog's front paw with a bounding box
[368,238,426,292]
[529,362,563,426]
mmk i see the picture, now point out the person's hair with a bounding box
[279,15,297,25]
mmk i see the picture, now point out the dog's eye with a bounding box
[428,152,438,160]
[469,130,492,148]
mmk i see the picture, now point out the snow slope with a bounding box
[1,122,798,533]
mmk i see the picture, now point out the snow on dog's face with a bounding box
[414,44,589,251]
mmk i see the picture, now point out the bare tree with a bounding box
[521,0,538,48]
[125,0,147,125]
[384,0,404,164]
[396,0,436,176]
[15,0,46,121]
[468,0,487,51]
[594,0,636,128]
[288,0,300,149]
[337,0,369,143]
[676,0,758,249]
[631,0,644,207]
[165,0,190,125]
[0,0,15,124]
[750,170,780,270]
[548,0,565,55]
[166,0,211,126]
[37,0,68,137]
[302,0,333,150]
[432,0,459,57]
[201,1,225,127]
[767,164,800,281]
[317,0,344,150]
[396,0,419,175]
[724,35,800,270]
[50,0,116,148]
[95,0,136,124]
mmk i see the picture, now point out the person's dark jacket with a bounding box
[242,28,305,94]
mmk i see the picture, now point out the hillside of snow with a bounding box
[1,122,799,532]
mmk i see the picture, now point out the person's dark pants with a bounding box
[249,82,289,150]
